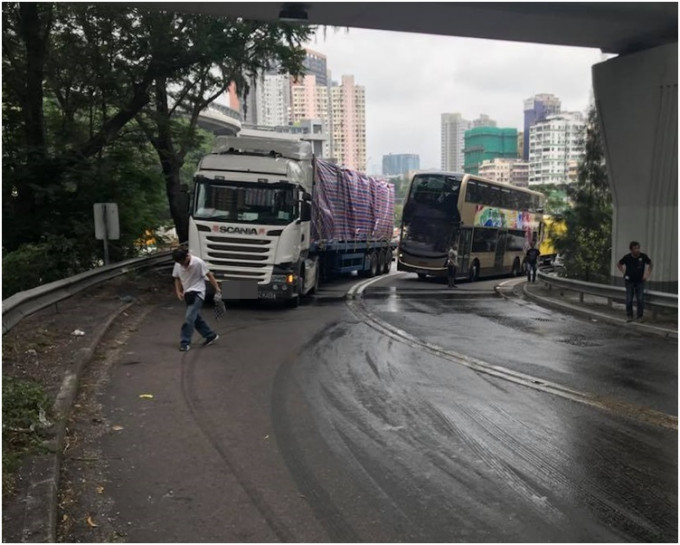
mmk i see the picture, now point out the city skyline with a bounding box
[304,27,609,173]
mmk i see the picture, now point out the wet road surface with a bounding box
[79,273,677,542]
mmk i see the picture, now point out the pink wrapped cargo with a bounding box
[312,159,395,242]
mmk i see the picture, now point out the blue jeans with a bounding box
[180,293,215,346]
[625,280,645,318]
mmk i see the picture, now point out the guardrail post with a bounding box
[579,292,584,303]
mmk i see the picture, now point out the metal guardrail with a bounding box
[537,270,678,313]
[2,251,173,335]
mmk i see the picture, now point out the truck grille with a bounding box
[204,235,272,282]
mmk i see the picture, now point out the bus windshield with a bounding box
[193,179,298,225]
[401,174,461,255]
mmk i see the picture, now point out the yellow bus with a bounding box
[397,172,545,281]
[539,215,566,266]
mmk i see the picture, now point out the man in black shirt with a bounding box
[616,240,653,322]
[524,240,540,283]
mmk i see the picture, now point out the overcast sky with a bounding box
[304,27,610,173]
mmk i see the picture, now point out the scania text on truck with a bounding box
[188,135,396,307]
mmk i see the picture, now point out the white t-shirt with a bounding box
[172,255,210,299]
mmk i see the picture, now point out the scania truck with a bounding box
[188,135,396,307]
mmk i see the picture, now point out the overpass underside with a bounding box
[594,44,678,292]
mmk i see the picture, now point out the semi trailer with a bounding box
[188,135,396,307]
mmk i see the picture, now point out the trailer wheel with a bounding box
[383,249,392,274]
[370,252,379,277]
[377,251,386,276]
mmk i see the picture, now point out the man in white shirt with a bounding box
[172,247,221,352]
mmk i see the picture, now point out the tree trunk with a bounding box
[151,79,189,244]
[18,3,50,161]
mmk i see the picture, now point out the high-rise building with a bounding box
[472,114,497,128]
[441,113,470,172]
[254,74,292,127]
[382,153,420,176]
[303,49,328,87]
[528,112,585,185]
[463,127,518,174]
[478,158,529,187]
[290,74,331,158]
[523,94,561,160]
[330,75,366,171]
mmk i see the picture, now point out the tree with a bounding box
[3,3,315,276]
[553,105,612,282]
[134,11,313,242]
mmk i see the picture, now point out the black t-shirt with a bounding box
[525,248,540,264]
[618,252,651,282]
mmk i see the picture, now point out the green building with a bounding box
[463,127,518,174]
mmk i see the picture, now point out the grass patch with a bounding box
[2,376,53,497]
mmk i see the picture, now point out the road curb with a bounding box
[16,300,134,543]
[521,283,677,339]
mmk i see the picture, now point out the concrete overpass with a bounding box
[174,2,677,291]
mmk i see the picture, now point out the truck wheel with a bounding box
[308,264,320,295]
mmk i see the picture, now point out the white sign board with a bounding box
[93,203,120,240]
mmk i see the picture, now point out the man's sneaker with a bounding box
[203,334,219,347]
[179,344,191,352]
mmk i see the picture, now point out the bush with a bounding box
[2,235,89,297]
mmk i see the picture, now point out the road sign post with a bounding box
[94,203,120,265]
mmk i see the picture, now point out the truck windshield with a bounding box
[193,180,298,225]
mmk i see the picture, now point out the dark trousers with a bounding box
[625,280,645,318]
[526,262,537,282]
[447,264,457,287]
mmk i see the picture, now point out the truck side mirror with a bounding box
[300,200,312,222]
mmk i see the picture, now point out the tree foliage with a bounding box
[552,105,612,282]
[2,2,314,294]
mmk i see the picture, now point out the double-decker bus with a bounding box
[397,172,545,281]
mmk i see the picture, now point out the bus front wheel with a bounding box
[469,261,480,282]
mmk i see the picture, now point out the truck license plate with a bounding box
[222,280,258,299]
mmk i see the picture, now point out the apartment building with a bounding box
[528,112,585,185]
[330,75,366,171]
[382,153,420,176]
[478,158,529,188]
[523,94,562,160]
[441,113,470,172]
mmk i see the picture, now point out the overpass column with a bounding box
[593,43,677,293]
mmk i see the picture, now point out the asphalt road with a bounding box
[59,271,678,542]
